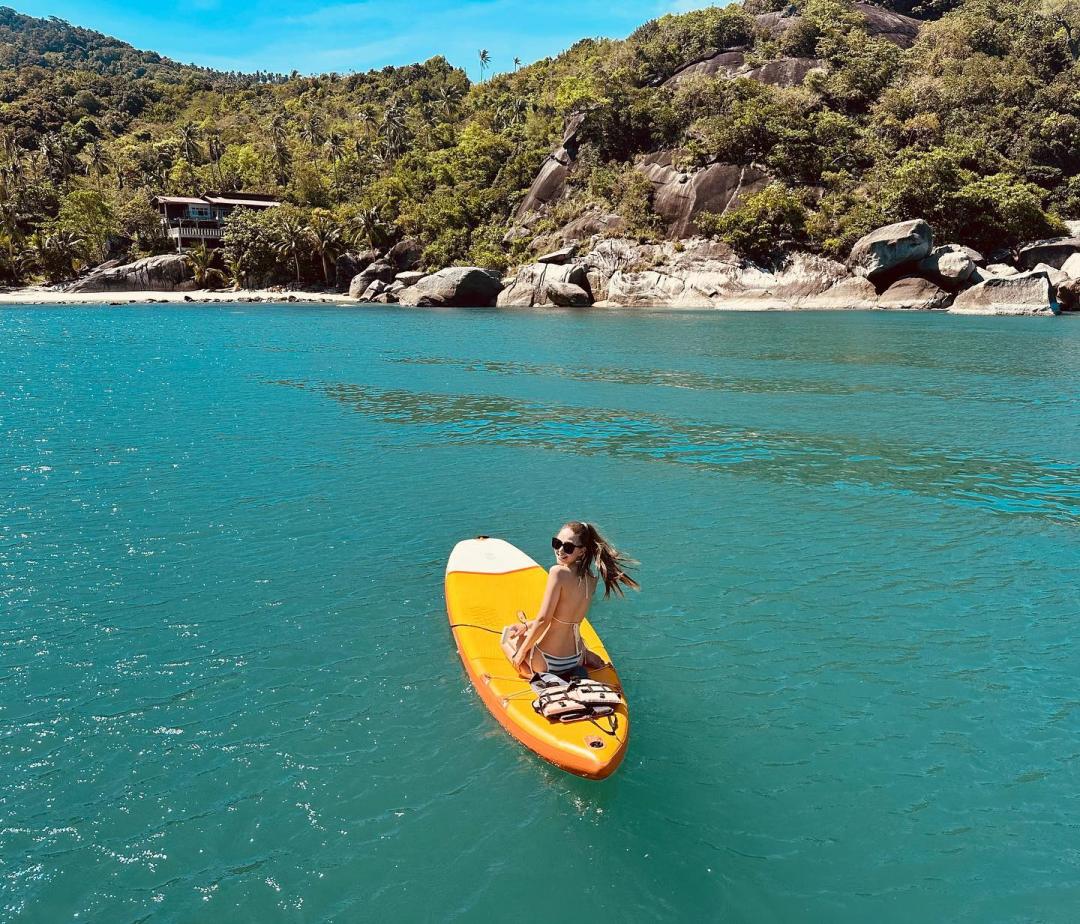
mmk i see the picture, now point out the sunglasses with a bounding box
[552,537,583,555]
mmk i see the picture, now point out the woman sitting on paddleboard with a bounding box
[506,521,639,678]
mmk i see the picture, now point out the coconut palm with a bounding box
[84,142,111,187]
[513,56,522,71]
[299,114,324,148]
[222,252,247,290]
[478,49,491,82]
[184,243,224,288]
[379,103,408,160]
[307,212,344,284]
[177,123,202,164]
[273,212,310,284]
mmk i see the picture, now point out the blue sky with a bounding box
[14,0,720,78]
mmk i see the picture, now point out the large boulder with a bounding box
[397,267,504,307]
[949,269,1058,315]
[1016,237,1080,270]
[916,244,980,290]
[348,261,395,298]
[536,244,577,265]
[756,2,920,48]
[335,250,378,291]
[876,276,952,310]
[394,270,426,286]
[388,238,422,271]
[637,152,771,238]
[848,219,933,280]
[1059,253,1080,279]
[497,263,592,307]
[545,282,592,307]
[68,254,192,293]
[664,50,823,89]
[1056,277,1080,311]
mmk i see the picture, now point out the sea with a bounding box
[2,304,1078,922]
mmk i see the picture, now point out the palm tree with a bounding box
[379,103,408,160]
[353,207,389,251]
[184,243,224,288]
[222,252,247,290]
[299,114,324,148]
[207,135,226,188]
[269,114,291,182]
[273,212,309,284]
[177,123,202,165]
[85,142,111,188]
[478,49,491,82]
[513,57,521,71]
[323,130,345,164]
[307,212,344,284]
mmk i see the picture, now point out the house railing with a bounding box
[162,219,225,240]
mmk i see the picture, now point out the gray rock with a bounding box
[515,112,585,216]
[348,261,395,298]
[797,276,879,310]
[949,270,1058,315]
[1056,277,1080,311]
[876,276,952,310]
[916,244,980,289]
[544,282,592,307]
[1017,237,1080,270]
[756,2,920,48]
[1031,262,1068,288]
[536,244,578,265]
[335,250,378,291]
[848,219,933,280]
[665,51,822,88]
[397,267,504,307]
[1059,253,1080,279]
[985,263,1019,277]
[394,270,426,286]
[388,238,422,271]
[361,280,389,301]
[637,152,771,238]
[67,254,191,293]
[497,263,592,307]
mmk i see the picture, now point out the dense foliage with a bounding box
[1,0,1078,285]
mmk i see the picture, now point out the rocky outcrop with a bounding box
[1017,237,1080,270]
[348,260,395,298]
[756,3,920,48]
[583,239,846,308]
[397,267,504,307]
[637,153,771,238]
[515,113,585,217]
[949,269,1058,315]
[876,276,952,310]
[537,244,577,265]
[497,262,592,307]
[848,219,933,280]
[916,244,981,290]
[68,254,192,292]
[394,270,426,286]
[664,50,822,88]
[1056,277,1080,311]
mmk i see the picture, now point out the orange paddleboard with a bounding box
[444,537,628,779]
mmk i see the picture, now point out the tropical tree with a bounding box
[184,242,224,287]
[272,209,310,283]
[513,56,521,71]
[307,211,344,283]
[177,123,202,165]
[478,49,491,82]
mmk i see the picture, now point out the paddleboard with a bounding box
[445,536,629,779]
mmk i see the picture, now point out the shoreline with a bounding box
[0,286,355,307]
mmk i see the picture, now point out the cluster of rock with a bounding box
[370,219,1074,314]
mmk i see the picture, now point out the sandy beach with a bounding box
[0,286,357,306]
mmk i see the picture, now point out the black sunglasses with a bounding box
[552,537,583,554]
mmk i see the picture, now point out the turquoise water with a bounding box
[2,305,1079,923]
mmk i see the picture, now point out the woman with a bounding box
[506,521,639,678]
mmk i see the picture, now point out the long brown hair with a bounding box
[566,521,640,598]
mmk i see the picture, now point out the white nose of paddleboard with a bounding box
[446,537,539,575]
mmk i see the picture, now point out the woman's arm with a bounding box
[511,567,562,669]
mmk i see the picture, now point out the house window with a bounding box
[187,206,211,220]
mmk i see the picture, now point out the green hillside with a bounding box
[1,0,1078,285]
